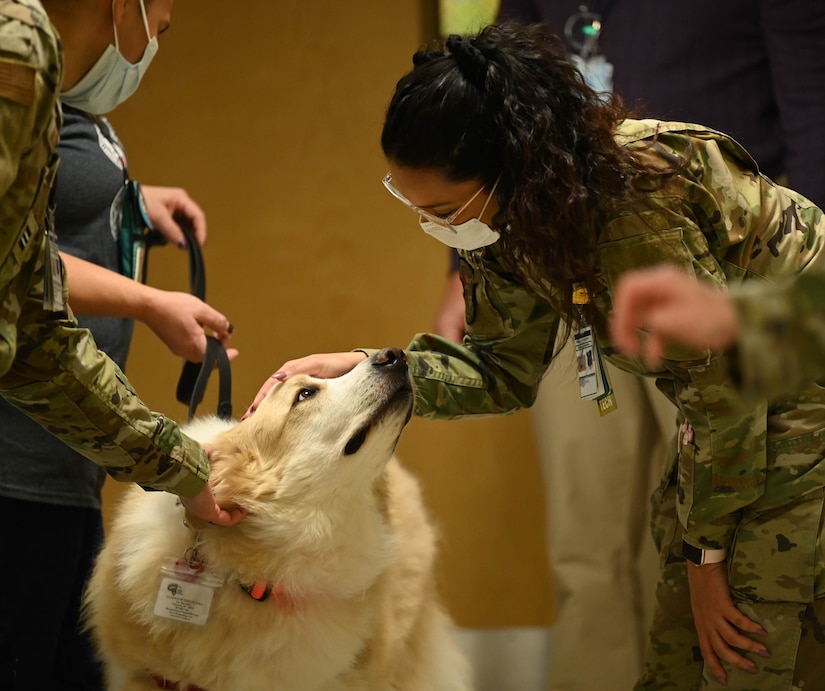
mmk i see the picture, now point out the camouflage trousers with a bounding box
[635,480,825,690]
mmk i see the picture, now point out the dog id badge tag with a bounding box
[153,558,225,626]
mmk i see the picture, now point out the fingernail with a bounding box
[745,663,758,674]
[715,676,726,687]
[272,371,287,380]
[227,322,234,334]
[177,238,187,249]
[757,648,771,658]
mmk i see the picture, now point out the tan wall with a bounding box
[103,0,553,629]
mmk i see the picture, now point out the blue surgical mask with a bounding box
[61,0,158,114]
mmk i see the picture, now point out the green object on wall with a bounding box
[439,0,499,35]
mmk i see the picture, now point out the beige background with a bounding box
[103,0,553,629]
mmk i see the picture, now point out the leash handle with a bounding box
[174,224,233,421]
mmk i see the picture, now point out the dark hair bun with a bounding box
[446,34,488,87]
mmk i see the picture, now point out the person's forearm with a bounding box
[60,252,160,321]
[0,250,208,496]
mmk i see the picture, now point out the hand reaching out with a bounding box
[610,266,739,367]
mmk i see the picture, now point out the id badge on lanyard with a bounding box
[572,284,617,416]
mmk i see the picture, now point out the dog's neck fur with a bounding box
[184,472,395,604]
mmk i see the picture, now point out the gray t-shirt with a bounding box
[0,105,135,509]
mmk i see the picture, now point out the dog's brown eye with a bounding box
[294,387,317,404]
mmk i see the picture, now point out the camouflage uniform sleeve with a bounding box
[657,130,822,552]
[0,252,209,496]
[732,271,825,399]
[363,246,560,419]
[671,356,768,553]
[0,0,61,375]
[0,65,32,198]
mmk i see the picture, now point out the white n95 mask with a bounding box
[419,217,500,250]
[418,175,501,250]
[61,0,158,114]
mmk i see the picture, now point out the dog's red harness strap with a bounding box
[149,673,207,690]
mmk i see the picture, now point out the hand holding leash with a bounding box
[168,222,235,423]
[141,288,236,363]
[142,185,207,249]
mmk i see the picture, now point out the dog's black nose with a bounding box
[373,347,407,371]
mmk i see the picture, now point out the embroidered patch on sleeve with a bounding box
[0,58,35,106]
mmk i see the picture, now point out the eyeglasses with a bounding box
[382,173,499,232]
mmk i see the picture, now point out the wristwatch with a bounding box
[682,540,727,566]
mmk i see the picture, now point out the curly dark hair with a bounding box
[381,22,682,331]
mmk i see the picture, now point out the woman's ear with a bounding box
[111,0,129,28]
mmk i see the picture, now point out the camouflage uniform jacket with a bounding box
[733,271,825,400]
[365,119,825,554]
[0,0,208,496]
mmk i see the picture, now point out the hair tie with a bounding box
[446,34,488,87]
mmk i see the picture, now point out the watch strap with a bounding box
[682,540,727,565]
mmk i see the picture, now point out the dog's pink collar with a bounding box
[240,580,302,612]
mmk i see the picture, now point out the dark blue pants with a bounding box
[0,497,105,690]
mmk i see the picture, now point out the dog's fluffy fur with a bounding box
[84,349,472,690]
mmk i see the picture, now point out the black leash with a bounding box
[172,223,233,422]
[179,335,233,422]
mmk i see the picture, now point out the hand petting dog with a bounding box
[244,351,368,418]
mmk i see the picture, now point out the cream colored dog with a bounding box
[84,348,473,690]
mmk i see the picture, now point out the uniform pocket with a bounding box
[599,226,695,286]
[597,225,722,362]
